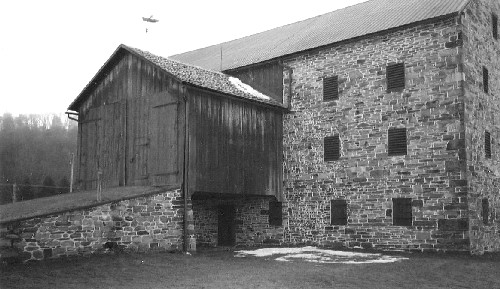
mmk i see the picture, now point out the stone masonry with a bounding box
[462,0,500,253]
[282,15,469,252]
[0,189,185,263]
[192,195,284,247]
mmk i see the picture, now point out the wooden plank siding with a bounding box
[76,53,184,190]
[226,61,284,104]
[75,51,283,200]
[186,87,283,199]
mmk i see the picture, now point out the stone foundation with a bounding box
[192,195,284,247]
[0,189,185,263]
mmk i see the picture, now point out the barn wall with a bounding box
[462,0,500,254]
[226,61,284,104]
[282,16,469,252]
[76,53,184,190]
[192,196,284,247]
[186,87,283,198]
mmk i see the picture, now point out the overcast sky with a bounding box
[0,0,368,116]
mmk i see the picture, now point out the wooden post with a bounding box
[97,169,103,201]
[12,183,17,203]
[70,153,75,193]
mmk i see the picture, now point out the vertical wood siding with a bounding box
[227,62,284,104]
[76,52,282,199]
[187,87,283,198]
[77,53,183,190]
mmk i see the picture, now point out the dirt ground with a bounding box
[1,249,500,289]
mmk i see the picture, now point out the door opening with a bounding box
[218,205,235,246]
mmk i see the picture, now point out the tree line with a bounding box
[0,113,78,204]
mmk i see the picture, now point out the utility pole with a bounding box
[70,153,75,193]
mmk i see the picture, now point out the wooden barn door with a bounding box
[148,90,179,186]
[99,101,126,188]
[126,97,150,186]
[79,107,101,190]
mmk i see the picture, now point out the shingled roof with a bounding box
[170,0,470,71]
[68,45,283,111]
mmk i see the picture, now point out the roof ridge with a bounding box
[123,44,228,77]
[170,1,372,59]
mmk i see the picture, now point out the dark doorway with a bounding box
[218,205,236,246]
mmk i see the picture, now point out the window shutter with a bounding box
[483,67,489,94]
[482,198,489,225]
[386,63,405,92]
[485,131,491,159]
[393,198,412,226]
[323,76,339,101]
[388,128,407,156]
[324,135,340,161]
[493,13,498,40]
[331,200,347,225]
[269,201,282,226]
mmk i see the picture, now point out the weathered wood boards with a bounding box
[75,51,283,199]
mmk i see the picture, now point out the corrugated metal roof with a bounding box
[68,45,284,111]
[170,0,469,71]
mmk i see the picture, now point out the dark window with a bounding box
[269,201,282,226]
[324,135,340,161]
[482,198,489,225]
[388,128,407,156]
[483,67,489,93]
[323,76,339,101]
[331,200,348,225]
[393,198,412,226]
[493,13,498,40]
[485,131,492,159]
[386,63,405,92]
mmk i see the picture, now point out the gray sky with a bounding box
[0,0,368,115]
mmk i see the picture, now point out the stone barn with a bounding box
[171,0,500,254]
[67,45,286,249]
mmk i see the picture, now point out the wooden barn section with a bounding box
[67,44,285,201]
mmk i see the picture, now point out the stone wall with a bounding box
[0,189,185,263]
[282,16,469,252]
[462,0,500,254]
[192,196,284,247]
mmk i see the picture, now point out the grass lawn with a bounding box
[1,249,500,289]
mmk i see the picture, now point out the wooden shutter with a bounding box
[485,131,491,159]
[269,201,282,226]
[483,67,489,94]
[331,200,347,225]
[323,76,339,101]
[324,135,340,161]
[388,128,407,156]
[482,198,489,225]
[386,63,405,92]
[493,13,498,40]
[393,198,412,226]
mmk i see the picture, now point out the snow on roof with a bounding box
[228,77,270,101]
[68,45,285,111]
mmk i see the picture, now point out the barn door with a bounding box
[126,97,150,186]
[148,90,179,186]
[218,205,236,246]
[99,101,126,188]
[79,107,101,190]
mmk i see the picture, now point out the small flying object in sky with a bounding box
[142,15,159,23]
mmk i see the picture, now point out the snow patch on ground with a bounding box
[229,77,270,100]
[235,247,408,264]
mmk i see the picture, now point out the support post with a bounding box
[12,183,17,203]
